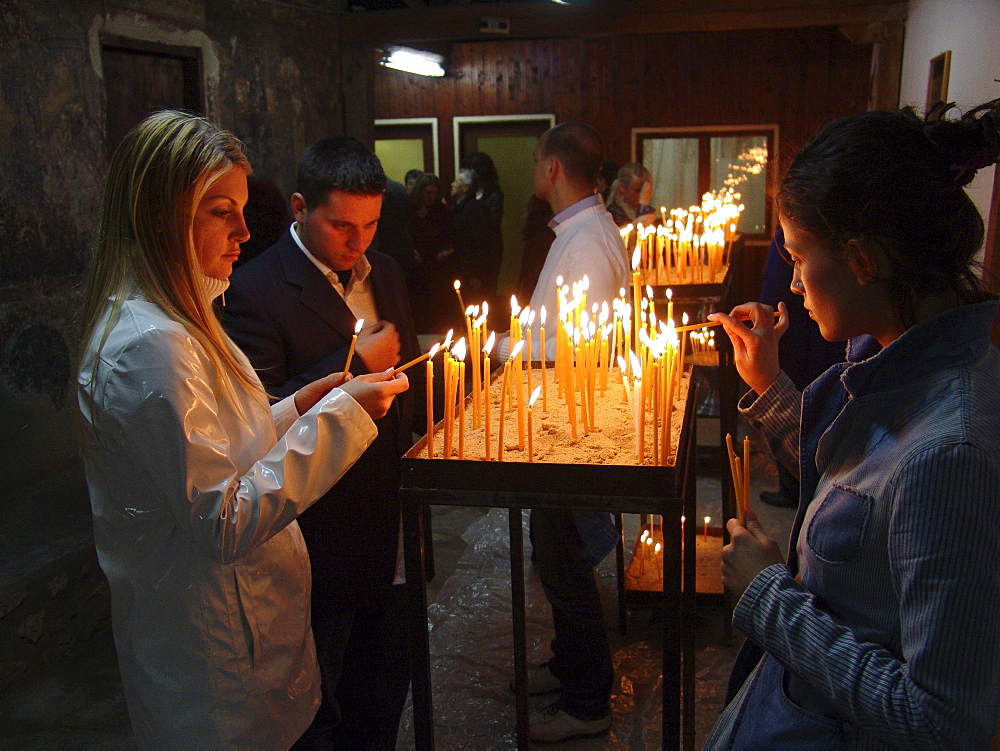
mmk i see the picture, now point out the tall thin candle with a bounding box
[343,318,364,375]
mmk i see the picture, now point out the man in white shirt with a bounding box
[519,122,628,744]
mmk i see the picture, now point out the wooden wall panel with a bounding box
[375,26,872,181]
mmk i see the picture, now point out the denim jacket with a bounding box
[706,299,1000,750]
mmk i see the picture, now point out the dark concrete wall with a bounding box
[0,0,353,691]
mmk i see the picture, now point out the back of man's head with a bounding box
[539,122,602,189]
[296,135,387,208]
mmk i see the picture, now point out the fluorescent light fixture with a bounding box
[381,47,445,77]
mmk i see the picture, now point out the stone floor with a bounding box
[0,418,796,750]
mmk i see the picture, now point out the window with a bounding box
[633,126,777,239]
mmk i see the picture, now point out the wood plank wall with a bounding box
[375,25,873,186]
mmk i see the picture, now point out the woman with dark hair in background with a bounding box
[409,172,453,333]
[451,163,503,325]
[706,99,1000,749]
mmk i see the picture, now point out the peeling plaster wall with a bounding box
[0,0,348,689]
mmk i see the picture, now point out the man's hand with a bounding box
[339,369,409,420]
[721,509,785,600]
[355,320,401,373]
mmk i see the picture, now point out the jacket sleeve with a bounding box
[738,371,801,478]
[223,279,354,398]
[734,442,1000,749]
[99,325,377,564]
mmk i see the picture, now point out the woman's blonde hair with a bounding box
[79,109,265,403]
[607,162,652,222]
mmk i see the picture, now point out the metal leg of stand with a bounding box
[508,506,530,750]
[661,497,682,750]
[615,512,628,636]
[402,492,434,750]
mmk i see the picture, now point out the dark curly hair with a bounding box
[778,99,1000,327]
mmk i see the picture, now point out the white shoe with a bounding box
[529,703,611,744]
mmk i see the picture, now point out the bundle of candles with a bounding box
[401,278,694,466]
[623,188,744,287]
[726,433,751,525]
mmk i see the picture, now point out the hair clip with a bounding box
[950,148,992,184]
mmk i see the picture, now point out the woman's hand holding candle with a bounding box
[721,509,784,599]
[708,302,788,395]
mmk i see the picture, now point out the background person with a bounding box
[606,161,656,228]
[706,99,1000,750]
[512,121,629,744]
[76,110,406,749]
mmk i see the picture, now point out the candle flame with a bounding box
[529,385,541,407]
[629,350,642,377]
[518,306,531,326]
[540,305,546,325]
[483,331,496,353]
[443,329,454,348]
[654,542,661,553]
[454,279,461,290]
[473,313,488,328]
[452,338,467,360]
[704,516,711,524]
[682,312,689,325]
[666,288,673,300]
[354,318,365,334]
[645,285,653,299]
[429,343,440,358]
[620,223,633,239]
[631,247,640,270]
[482,300,489,316]
[510,295,520,315]
[509,340,524,360]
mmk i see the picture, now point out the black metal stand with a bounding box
[401,376,700,750]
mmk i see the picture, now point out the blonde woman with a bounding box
[77,110,407,749]
[606,161,656,228]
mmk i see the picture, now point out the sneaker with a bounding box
[759,489,797,508]
[529,703,611,744]
[510,662,562,696]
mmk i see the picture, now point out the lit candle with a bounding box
[454,279,465,318]
[527,385,541,462]
[654,542,662,584]
[454,338,467,460]
[343,318,364,375]
[498,341,523,462]
[704,515,711,540]
[539,306,547,412]
[483,332,495,461]
[425,343,439,459]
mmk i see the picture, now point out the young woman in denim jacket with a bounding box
[706,99,1000,749]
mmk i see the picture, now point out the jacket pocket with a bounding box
[806,485,872,563]
[233,568,262,672]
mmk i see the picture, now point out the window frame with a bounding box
[632,124,779,241]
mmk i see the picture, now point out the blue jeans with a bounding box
[531,508,613,719]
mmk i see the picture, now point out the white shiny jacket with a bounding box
[77,292,377,750]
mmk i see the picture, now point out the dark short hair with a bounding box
[539,122,602,187]
[779,99,1000,326]
[296,135,386,208]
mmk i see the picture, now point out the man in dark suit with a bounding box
[223,136,422,750]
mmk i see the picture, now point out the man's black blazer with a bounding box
[223,228,423,606]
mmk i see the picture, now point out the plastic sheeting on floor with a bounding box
[396,508,669,750]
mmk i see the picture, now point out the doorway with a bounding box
[101,35,203,159]
[374,118,439,186]
[454,115,555,307]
